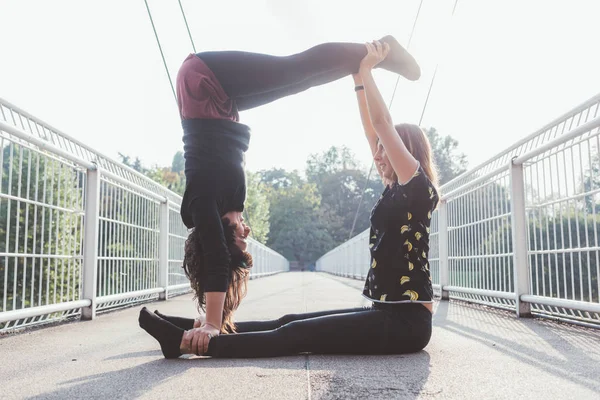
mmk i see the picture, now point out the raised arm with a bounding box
[353,74,378,158]
[359,42,419,184]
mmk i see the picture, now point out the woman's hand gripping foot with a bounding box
[180,323,220,356]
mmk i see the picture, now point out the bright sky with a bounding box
[1,0,599,175]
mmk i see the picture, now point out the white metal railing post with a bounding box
[438,200,450,300]
[510,160,532,317]
[81,167,100,320]
[158,200,170,300]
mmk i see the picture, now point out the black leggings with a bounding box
[197,41,379,111]
[163,303,432,358]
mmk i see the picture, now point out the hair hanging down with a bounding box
[395,123,439,189]
[182,218,253,334]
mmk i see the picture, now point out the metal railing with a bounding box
[0,98,289,332]
[317,93,600,326]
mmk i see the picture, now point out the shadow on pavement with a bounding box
[434,300,600,393]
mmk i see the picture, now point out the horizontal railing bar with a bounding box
[521,295,600,314]
[0,192,84,214]
[528,186,600,209]
[440,92,600,190]
[528,246,600,255]
[97,256,158,262]
[0,120,96,169]
[0,97,183,201]
[443,286,517,300]
[524,129,600,164]
[0,300,91,323]
[250,271,286,278]
[448,212,511,230]
[0,131,89,171]
[100,169,167,203]
[168,233,188,240]
[449,253,513,260]
[96,288,165,305]
[442,165,509,200]
[98,216,159,233]
[0,253,83,259]
[167,283,191,291]
[513,115,600,164]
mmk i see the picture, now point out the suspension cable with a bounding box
[178,0,197,53]
[143,0,177,104]
[348,0,425,240]
[419,0,460,125]
[348,0,460,240]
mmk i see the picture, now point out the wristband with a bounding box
[204,322,220,331]
[354,85,364,92]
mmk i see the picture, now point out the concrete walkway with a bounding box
[1,272,599,399]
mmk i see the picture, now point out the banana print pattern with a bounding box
[364,166,439,304]
[403,290,419,301]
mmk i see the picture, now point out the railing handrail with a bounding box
[512,114,600,165]
[439,92,600,192]
[0,96,183,202]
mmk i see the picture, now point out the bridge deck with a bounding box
[1,272,599,399]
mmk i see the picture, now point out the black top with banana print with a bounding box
[363,165,439,304]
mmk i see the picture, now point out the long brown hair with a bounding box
[182,219,252,334]
[395,123,439,189]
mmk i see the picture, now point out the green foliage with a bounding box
[306,146,383,245]
[259,170,334,263]
[424,127,468,185]
[0,144,82,314]
[583,150,600,214]
[171,151,185,174]
[244,172,270,244]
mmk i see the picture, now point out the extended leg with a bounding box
[235,67,350,111]
[234,307,367,333]
[199,36,419,103]
[207,308,389,358]
[155,307,367,333]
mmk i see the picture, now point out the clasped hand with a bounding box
[181,323,220,356]
[360,40,390,71]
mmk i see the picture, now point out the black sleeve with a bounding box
[191,198,231,292]
[389,166,431,209]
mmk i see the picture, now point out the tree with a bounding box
[306,146,384,245]
[258,168,303,190]
[118,153,147,174]
[424,127,468,185]
[306,146,360,188]
[171,151,185,174]
[146,167,185,196]
[244,172,270,244]
[583,151,600,214]
[259,169,334,264]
